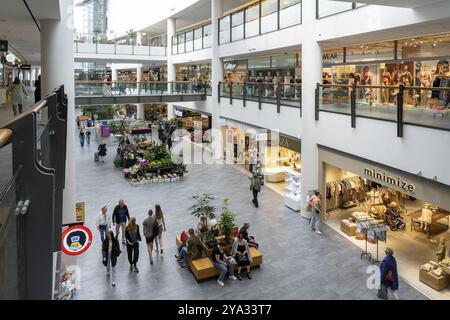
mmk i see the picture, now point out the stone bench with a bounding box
[188,247,263,282]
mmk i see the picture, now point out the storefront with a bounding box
[322,32,450,108]
[145,66,167,82]
[144,104,167,122]
[318,145,450,299]
[176,64,211,83]
[172,106,212,142]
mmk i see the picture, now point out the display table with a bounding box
[419,268,449,291]
[263,167,286,183]
[284,169,302,211]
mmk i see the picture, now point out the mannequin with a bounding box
[419,67,432,108]
[381,68,392,104]
[401,65,413,104]
[360,67,372,104]
[265,71,273,97]
[436,237,446,263]
[431,60,450,109]
[284,71,292,98]
[418,203,433,231]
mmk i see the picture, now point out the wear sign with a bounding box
[61,225,92,256]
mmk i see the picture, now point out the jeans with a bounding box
[115,222,126,241]
[252,189,259,208]
[214,261,233,282]
[127,243,139,266]
[179,246,188,264]
[86,135,90,145]
[79,137,85,147]
[310,207,321,231]
[12,104,23,116]
[106,255,116,283]
[99,225,108,243]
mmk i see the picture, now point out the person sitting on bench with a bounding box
[239,223,259,249]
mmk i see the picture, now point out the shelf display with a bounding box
[284,169,302,212]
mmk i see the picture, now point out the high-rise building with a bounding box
[77,0,108,43]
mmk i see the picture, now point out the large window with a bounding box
[194,27,203,51]
[219,15,231,44]
[317,0,363,18]
[203,24,213,48]
[261,0,278,34]
[231,11,244,42]
[172,35,178,55]
[346,42,395,63]
[245,3,260,39]
[280,0,301,28]
[177,33,185,54]
[172,22,212,55]
[185,30,194,52]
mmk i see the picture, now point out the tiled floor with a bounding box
[73,138,427,300]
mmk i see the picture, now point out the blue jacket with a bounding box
[380,255,399,290]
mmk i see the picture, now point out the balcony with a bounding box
[316,83,450,134]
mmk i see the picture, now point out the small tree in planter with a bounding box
[219,198,237,245]
[189,193,216,230]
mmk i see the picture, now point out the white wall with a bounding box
[316,112,450,186]
[171,48,212,65]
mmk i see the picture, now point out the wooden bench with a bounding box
[189,247,263,282]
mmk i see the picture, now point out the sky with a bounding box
[74,0,199,38]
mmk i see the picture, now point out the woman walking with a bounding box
[231,232,253,280]
[125,217,142,273]
[98,141,107,162]
[378,247,399,300]
[102,231,121,287]
[154,204,166,255]
[6,77,28,116]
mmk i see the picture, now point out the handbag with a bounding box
[305,202,312,212]
[385,269,393,283]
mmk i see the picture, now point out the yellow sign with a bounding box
[76,202,85,223]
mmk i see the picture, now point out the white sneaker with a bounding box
[112,282,116,287]
[229,275,237,280]
[315,230,323,235]
[217,280,224,287]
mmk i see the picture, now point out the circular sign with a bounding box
[61,225,92,256]
[5,53,16,63]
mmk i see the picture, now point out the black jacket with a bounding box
[125,225,142,246]
[102,237,121,267]
[113,205,130,224]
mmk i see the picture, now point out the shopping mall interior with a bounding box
[1,0,450,302]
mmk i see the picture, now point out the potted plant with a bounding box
[219,198,237,245]
[189,193,216,228]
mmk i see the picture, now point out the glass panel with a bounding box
[220,16,231,44]
[134,46,149,56]
[319,85,351,114]
[203,24,213,48]
[186,41,193,52]
[245,3,260,38]
[261,0,278,34]
[116,45,133,55]
[271,54,296,68]
[399,34,450,59]
[248,57,271,69]
[194,27,203,50]
[280,2,301,28]
[96,43,115,54]
[317,0,352,18]
[151,47,166,56]
[231,11,244,42]
[346,42,395,63]
[322,48,344,65]
[77,43,96,53]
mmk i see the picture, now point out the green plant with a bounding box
[93,27,102,43]
[189,193,216,229]
[219,198,236,244]
[144,144,170,162]
[113,158,123,168]
[203,229,218,249]
[127,29,137,45]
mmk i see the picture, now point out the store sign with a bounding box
[174,108,184,117]
[323,53,338,60]
[224,62,237,71]
[75,202,85,223]
[20,64,31,70]
[61,225,93,256]
[363,168,415,193]
[0,40,7,52]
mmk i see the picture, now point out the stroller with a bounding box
[384,203,406,231]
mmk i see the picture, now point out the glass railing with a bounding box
[219,0,301,45]
[75,81,209,97]
[74,42,167,56]
[316,84,450,134]
[219,81,302,112]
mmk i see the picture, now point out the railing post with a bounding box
[397,85,404,138]
[351,83,356,128]
[218,82,221,103]
[229,82,233,105]
[276,83,281,114]
[315,83,320,121]
[258,82,262,110]
[243,81,247,107]
[95,41,98,54]
[299,85,302,117]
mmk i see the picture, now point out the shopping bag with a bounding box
[377,284,388,300]
[94,152,99,162]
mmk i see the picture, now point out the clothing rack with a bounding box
[325,176,367,212]
[357,219,387,265]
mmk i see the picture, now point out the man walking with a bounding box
[96,205,111,243]
[250,173,262,208]
[143,209,158,265]
[113,199,130,244]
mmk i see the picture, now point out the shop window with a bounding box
[185,30,194,52]
[194,27,203,50]
[248,56,271,69]
[245,3,260,38]
[346,42,395,63]
[280,0,301,29]
[203,24,213,48]
[271,54,296,68]
[317,0,352,18]
[177,33,185,54]
[231,11,244,42]
[322,48,344,65]
[398,34,450,59]
[261,0,278,34]
[219,15,231,44]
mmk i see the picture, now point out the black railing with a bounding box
[0,86,67,300]
[219,81,302,116]
[316,83,450,136]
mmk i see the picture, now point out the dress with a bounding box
[98,144,107,156]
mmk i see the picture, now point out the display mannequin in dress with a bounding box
[381,68,392,104]
[431,60,450,109]
[419,67,432,108]
[401,65,413,104]
[360,67,372,103]
[418,203,433,231]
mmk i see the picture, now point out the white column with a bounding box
[111,69,118,82]
[211,0,224,159]
[300,0,322,214]
[137,103,145,120]
[41,0,76,226]
[136,31,142,46]
[136,64,143,93]
[167,18,176,93]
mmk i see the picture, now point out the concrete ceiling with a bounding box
[0,0,60,65]
[140,0,250,37]
[331,0,448,8]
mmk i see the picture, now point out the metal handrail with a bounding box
[220,81,302,87]
[0,129,12,149]
[1,100,47,130]
[75,80,207,85]
[319,83,450,91]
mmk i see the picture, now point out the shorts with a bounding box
[145,236,155,244]
[158,224,163,235]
